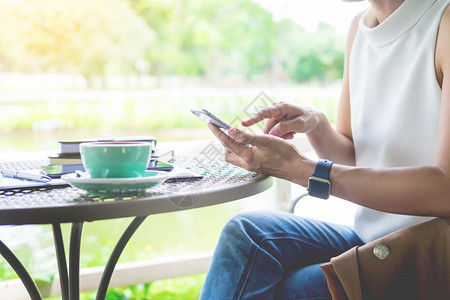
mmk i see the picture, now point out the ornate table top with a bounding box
[0,155,272,225]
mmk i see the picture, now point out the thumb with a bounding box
[264,118,278,134]
[228,128,267,148]
[268,119,298,137]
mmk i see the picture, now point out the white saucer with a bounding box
[62,171,171,195]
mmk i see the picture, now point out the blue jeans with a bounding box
[200,211,364,300]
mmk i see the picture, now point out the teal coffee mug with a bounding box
[80,142,152,178]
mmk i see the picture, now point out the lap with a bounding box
[227,211,363,298]
[227,210,363,268]
[277,263,332,300]
[202,210,364,300]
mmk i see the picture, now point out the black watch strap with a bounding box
[308,159,333,199]
[312,159,333,179]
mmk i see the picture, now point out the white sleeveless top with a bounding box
[350,0,449,243]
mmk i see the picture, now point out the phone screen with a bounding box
[147,160,174,171]
[41,160,174,178]
[191,108,232,130]
[41,164,85,178]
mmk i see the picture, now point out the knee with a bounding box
[220,211,268,242]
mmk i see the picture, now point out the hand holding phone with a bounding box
[191,108,232,130]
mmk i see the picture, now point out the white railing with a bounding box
[0,251,213,299]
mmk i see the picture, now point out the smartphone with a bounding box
[41,161,175,178]
[41,164,85,178]
[147,160,174,172]
[191,108,232,130]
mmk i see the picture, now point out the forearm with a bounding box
[306,113,356,166]
[289,159,450,217]
[332,164,450,216]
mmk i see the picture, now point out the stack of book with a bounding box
[48,136,174,165]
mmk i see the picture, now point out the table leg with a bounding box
[0,239,42,300]
[52,223,69,300]
[96,216,147,300]
[69,222,84,300]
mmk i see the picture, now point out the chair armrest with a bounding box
[289,192,309,213]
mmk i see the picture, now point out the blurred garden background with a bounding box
[0,0,366,298]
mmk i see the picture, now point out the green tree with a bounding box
[277,21,345,82]
[129,0,277,79]
[0,0,154,83]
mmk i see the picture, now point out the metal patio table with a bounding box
[0,155,272,300]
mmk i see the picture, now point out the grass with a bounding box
[0,86,340,132]
[91,274,205,300]
[43,274,206,300]
[0,88,340,153]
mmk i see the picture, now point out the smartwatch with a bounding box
[308,159,333,199]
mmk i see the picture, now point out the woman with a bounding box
[200,0,450,299]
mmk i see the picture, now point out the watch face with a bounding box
[308,178,330,199]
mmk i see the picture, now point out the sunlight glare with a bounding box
[255,0,369,32]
